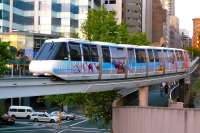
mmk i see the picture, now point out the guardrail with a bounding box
[169,83,179,101]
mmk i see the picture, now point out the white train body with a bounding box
[29,38,190,80]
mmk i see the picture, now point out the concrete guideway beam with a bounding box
[0,73,189,99]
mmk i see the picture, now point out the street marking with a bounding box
[71,126,110,131]
[58,119,89,133]
[58,128,100,133]
[1,128,55,133]
[68,119,88,127]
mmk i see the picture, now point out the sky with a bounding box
[175,0,200,36]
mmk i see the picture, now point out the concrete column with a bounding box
[19,98,21,106]
[34,0,39,33]
[9,0,13,32]
[10,98,13,106]
[139,86,149,107]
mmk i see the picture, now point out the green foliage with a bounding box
[116,23,129,44]
[0,41,13,75]
[0,101,6,115]
[186,47,200,57]
[84,91,119,125]
[128,32,150,45]
[45,93,86,111]
[192,80,200,94]
[70,32,79,38]
[45,91,119,125]
[45,94,69,111]
[81,7,118,43]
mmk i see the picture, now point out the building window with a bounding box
[70,4,79,14]
[52,3,61,12]
[0,0,10,5]
[0,10,10,21]
[13,14,34,25]
[2,26,9,32]
[52,18,61,26]
[70,19,78,28]
[13,0,34,10]
[110,0,116,4]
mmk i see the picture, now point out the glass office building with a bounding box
[0,0,101,37]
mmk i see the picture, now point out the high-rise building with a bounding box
[180,30,192,48]
[152,0,167,45]
[0,0,101,37]
[103,0,123,24]
[169,16,181,48]
[161,0,175,16]
[161,0,176,47]
[192,18,200,49]
[103,0,152,41]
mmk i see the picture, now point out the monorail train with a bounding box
[29,38,190,80]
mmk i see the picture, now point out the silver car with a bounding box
[30,112,59,123]
[50,111,75,120]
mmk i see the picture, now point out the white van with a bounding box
[8,106,34,119]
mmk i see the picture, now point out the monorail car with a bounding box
[29,38,190,80]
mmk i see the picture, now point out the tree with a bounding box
[84,91,119,125]
[81,7,129,44]
[128,32,150,45]
[0,41,12,75]
[45,93,86,111]
[186,47,200,58]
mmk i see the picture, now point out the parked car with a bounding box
[8,106,34,119]
[30,112,59,123]
[50,111,75,120]
[0,113,15,125]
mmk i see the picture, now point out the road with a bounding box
[0,118,110,133]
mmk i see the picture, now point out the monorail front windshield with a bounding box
[34,42,68,60]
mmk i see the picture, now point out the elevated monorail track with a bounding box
[0,73,189,99]
[0,57,198,99]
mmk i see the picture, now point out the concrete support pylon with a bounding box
[139,86,149,107]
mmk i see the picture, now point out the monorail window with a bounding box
[175,50,181,61]
[82,44,90,61]
[168,50,175,64]
[135,49,146,63]
[163,50,168,61]
[55,42,68,60]
[127,48,135,62]
[110,47,126,59]
[179,51,184,61]
[90,45,98,62]
[102,46,111,63]
[148,49,154,62]
[69,42,81,61]
[82,44,98,62]
[35,42,57,60]
[154,50,162,62]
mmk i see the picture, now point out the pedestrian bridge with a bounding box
[0,57,199,99]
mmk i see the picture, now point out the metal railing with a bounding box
[169,83,179,101]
